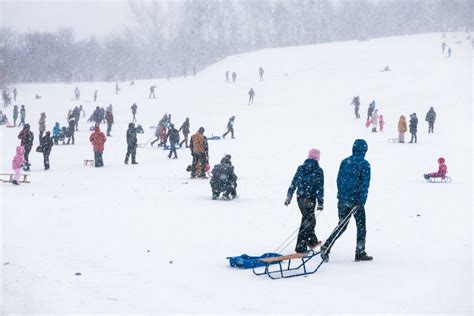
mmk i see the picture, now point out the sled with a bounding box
[83,159,94,166]
[365,120,371,128]
[137,135,155,148]
[164,144,182,150]
[208,135,221,141]
[0,173,30,183]
[252,249,326,279]
[388,138,400,143]
[6,124,15,128]
[227,253,282,269]
[425,176,451,183]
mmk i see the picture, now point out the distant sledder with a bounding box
[424,157,451,183]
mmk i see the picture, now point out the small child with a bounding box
[12,146,26,185]
[424,157,447,180]
[379,115,385,131]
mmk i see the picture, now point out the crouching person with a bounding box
[210,154,238,200]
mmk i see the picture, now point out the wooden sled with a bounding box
[0,173,30,183]
[252,250,325,279]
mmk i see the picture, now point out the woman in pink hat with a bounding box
[284,149,325,253]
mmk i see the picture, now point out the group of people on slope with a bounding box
[397,107,436,143]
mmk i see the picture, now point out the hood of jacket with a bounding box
[352,139,368,157]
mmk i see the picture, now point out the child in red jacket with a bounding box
[424,157,447,179]
[379,115,385,131]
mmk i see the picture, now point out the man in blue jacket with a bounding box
[321,139,373,262]
[285,149,324,254]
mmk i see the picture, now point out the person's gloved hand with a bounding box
[284,197,291,206]
[317,204,324,211]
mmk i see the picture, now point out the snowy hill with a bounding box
[1,32,472,314]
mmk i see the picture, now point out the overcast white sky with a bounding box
[0,0,137,39]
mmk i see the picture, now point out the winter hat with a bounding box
[438,157,445,163]
[308,149,320,161]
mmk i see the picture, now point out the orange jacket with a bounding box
[398,116,407,133]
[89,127,106,151]
[190,132,207,154]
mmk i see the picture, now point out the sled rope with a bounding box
[323,205,359,251]
[274,210,323,253]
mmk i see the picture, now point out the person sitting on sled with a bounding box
[424,157,447,180]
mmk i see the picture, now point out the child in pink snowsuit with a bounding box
[424,157,447,180]
[379,115,385,131]
[12,146,26,185]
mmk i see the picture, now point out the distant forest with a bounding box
[0,0,472,85]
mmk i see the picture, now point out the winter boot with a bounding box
[308,241,322,249]
[12,180,19,185]
[355,252,373,262]
[320,245,330,261]
[423,174,430,180]
[132,161,138,165]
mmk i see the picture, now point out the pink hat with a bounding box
[308,148,320,161]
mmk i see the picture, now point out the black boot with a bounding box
[355,252,373,262]
[320,245,331,261]
[12,180,19,185]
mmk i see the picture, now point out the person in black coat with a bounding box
[179,118,190,148]
[167,124,180,159]
[409,113,418,143]
[41,131,54,170]
[18,124,34,170]
[425,107,436,133]
[351,96,360,119]
[210,155,238,200]
[67,114,75,145]
[125,123,138,164]
[285,149,324,253]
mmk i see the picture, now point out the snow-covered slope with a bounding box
[1,32,472,314]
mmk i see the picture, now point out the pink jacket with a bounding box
[12,146,26,169]
[371,110,379,126]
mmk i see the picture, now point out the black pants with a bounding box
[191,153,207,178]
[24,147,31,163]
[223,127,234,139]
[94,151,104,167]
[43,151,50,170]
[67,132,75,145]
[323,201,366,255]
[428,121,434,133]
[355,108,360,119]
[168,143,178,159]
[409,132,417,143]
[295,197,318,253]
[13,117,17,126]
[125,145,137,163]
[19,119,25,127]
[367,110,373,121]
[212,182,237,199]
[107,123,112,136]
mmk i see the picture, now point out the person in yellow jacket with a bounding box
[398,115,407,143]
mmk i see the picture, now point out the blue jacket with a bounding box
[337,139,371,205]
[53,123,61,137]
[287,159,324,205]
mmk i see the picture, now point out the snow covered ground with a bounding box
[0,32,472,314]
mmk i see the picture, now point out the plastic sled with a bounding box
[227,253,282,269]
[425,176,451,183]
[252,250,325,279]
[208,135,221,141]
[365,120,371,128]
[388,138,400,143]
[164,144,182,150]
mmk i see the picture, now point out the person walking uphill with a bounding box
[223,116,235,139]
[11,146,26,185]
[105,105,114,137]
[321,139,373,262]
[425,107,436,133]
[285,149,324,254]
[89,126,106,167]
[179,117,190,148]
[19,105,26,127]
[13,105,18,126]
[131,103,138,122]
[351,96,360,119]
[409,113,418,143]
[124,123,138,165]
[248,88,255,105]
[18,124,34,171]
[190,127,208,179]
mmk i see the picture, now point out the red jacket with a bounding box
[89,127,106,151]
